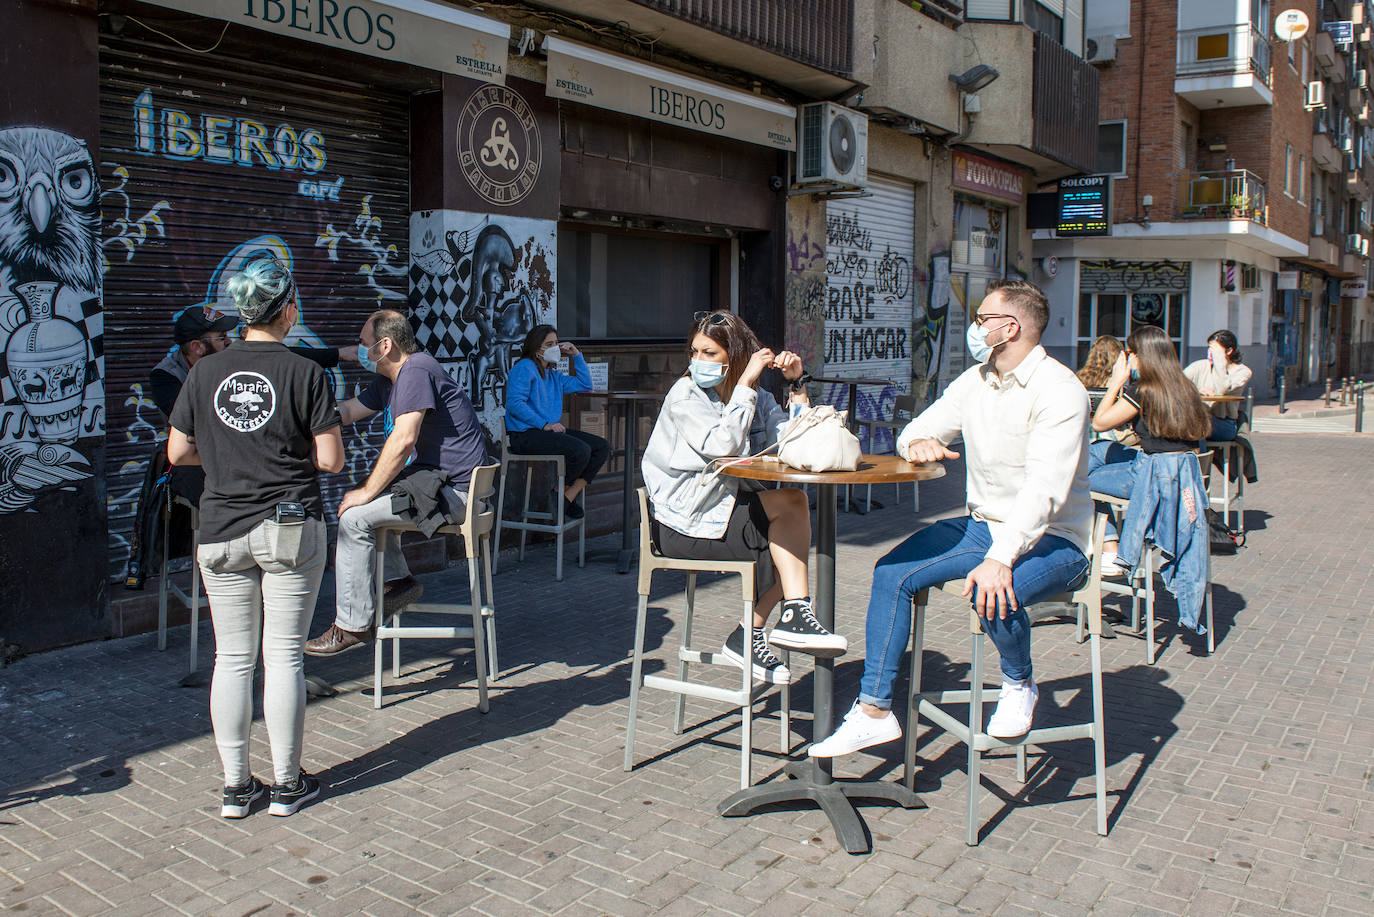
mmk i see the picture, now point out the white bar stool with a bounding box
[903,509,1110,845]
[492,417,584,581]
[371,463,500,710]
[624,489,791,790]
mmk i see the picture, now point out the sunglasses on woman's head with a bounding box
[693,311,731,327]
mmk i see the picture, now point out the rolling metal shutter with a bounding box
[821,175,917,444]
[99,31,409,578]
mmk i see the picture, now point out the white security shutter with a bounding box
[821,175,916,439]
[967,0,1015,21]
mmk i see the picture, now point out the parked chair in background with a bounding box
[624,490,791,790]
[371,463,500,710]
[854,394,920,512]
[157,491,202,684]
[493,417,585,581]
[1096,452,1215,664]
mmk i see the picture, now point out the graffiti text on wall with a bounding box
[822,206,911,369]
[133,90,327,173]
[0,127,104,512]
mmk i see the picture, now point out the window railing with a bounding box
[1178,169,1269,223]
[1176,24,1273,87]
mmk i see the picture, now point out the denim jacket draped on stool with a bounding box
[1117,452,1209,633]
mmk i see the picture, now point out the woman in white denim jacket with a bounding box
[642,310,847,684]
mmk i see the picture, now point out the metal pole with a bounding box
[1358,384,1366,434]
[1340,377,1349,405]
[1279,374,1287,414]
[1325,377,1333,407]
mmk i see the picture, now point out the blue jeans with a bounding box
[1209,416,1238,441]
[1088,440,1140,541]
[857,517,1090,708]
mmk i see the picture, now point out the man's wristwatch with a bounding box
[789,372,813,393]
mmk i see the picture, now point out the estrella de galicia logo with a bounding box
[457,84,541,206]
[214,371,277,432]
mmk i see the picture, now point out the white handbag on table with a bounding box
[773,404,861,472]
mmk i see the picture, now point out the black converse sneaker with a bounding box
[768,598,848,657]
[269,771,320,817]
[720,625,792,685]
[220,776,266,819]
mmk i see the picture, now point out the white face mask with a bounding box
[541,344,562,364]
[966,318,1012,363]
[689,359,728,388]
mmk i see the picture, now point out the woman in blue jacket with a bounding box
[505,324,610,519]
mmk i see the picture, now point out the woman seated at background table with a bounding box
[641,310,847,684]
[1077,334,1139,447]
[1090,324,1213,576]
[1183,329,1252,442]
[505,324,610,520]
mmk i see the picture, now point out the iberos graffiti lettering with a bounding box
[0,127,104,512]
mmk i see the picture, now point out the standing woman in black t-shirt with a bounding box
[1088,324,1212,575]
[168,259,344,819]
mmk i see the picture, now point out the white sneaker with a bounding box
[1100,552,1126,578]
[986,679,1038,739]
[808,701,902,757]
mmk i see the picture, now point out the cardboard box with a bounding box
[580,410,607,439]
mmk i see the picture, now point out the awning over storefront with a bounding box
[543,36,796,151]
[137,0,510,83]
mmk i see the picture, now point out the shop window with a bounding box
[952,197,1005,272]
[1075,289,1187,364]
[1098,121,1127,177]
[1241,264,1262,291]
[557,229,719,340]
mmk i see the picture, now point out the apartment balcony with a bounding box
[537,0,856,95]
[1314,129,1341,172]
[629,0,853,74]
[1177,169,1268,225]
[958,26,1100,178]
[1175,24,1273,108]
[1314,28,1348,83]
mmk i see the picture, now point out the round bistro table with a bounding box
[715,454,946,855]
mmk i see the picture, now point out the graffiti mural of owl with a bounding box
[0,127,101,291]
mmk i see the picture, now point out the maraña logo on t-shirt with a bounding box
[214,371,277,432]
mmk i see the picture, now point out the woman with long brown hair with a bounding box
[641,310,846,683]
[1089,324,1212,574]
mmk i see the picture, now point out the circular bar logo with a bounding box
[214,371,276,432]
[457,85,541,206]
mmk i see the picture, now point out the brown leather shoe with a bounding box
[303,624,375,657]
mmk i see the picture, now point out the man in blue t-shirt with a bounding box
[305,309,488,656]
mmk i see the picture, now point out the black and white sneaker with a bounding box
[769,599,848,657]
[269,771,320,817]
[220,776,266,819]
[720,625,792,685]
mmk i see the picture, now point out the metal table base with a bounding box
[716,482,926,854]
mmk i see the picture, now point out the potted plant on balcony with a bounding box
[1226,193,1253,220]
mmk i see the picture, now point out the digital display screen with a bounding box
[1057,175,1112,237]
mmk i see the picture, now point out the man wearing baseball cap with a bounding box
[125,304,358,588]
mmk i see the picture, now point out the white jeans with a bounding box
[198,517,326,787]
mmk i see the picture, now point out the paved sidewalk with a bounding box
[3,433,1373,916]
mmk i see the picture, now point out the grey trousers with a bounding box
[197,517,327,787]
[333,489,467,632]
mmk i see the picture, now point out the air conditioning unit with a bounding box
[1084,36,1118,64]
[1346,232,1362,253]
[1306,80,1327,109]
[796,102,869,190]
